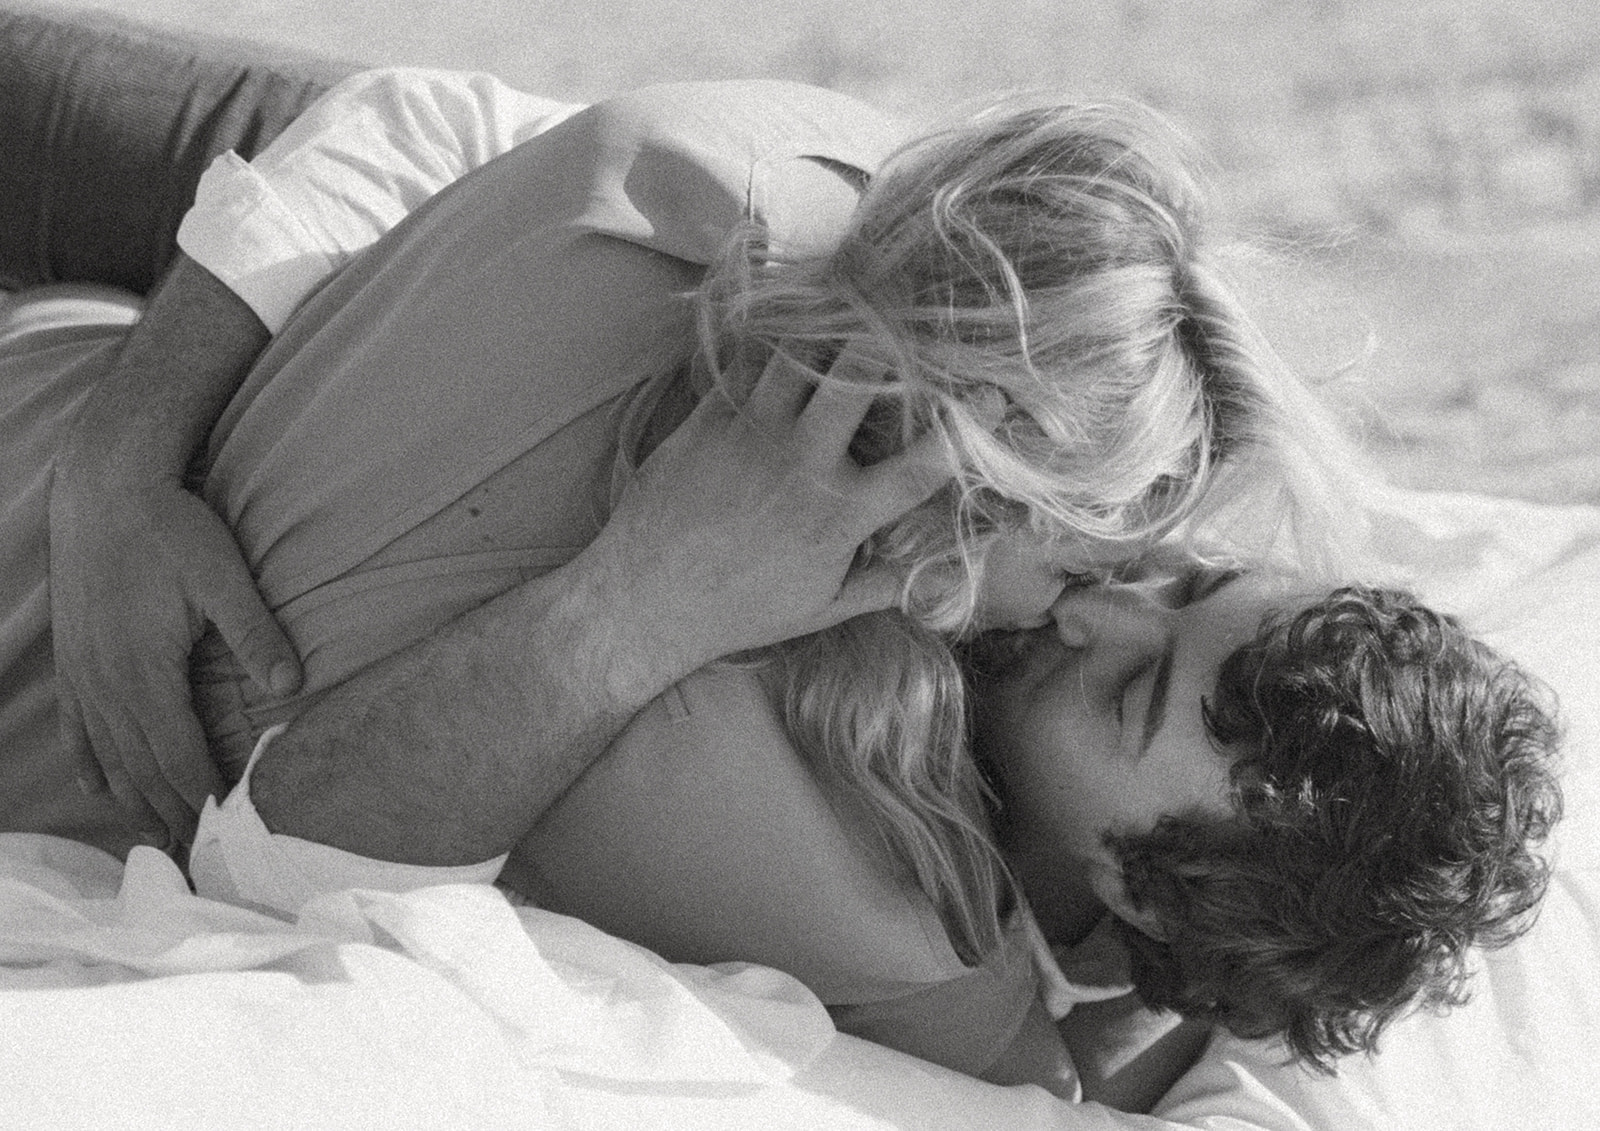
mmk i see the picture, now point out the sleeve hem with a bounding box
[176,152,343,333]
[190,724,507,918]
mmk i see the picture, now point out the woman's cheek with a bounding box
[972,569,1062,631]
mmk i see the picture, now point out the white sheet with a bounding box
[4,486,1598,1130]
[0,835,1219,1130]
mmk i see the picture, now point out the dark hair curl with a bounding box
[1105,585,1563,1070]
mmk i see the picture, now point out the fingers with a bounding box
[97,744,191,848]
[204,565,303,697]
[853,426,955,535]
[796,372,880,459]
[118,691,218,845]
[830,561,910,620]
[56,636,220,846]
[76,690,205,846]
[744,347,883,441]
[128,702,218,844]
[758,347,953,540]
[52,602,174,840]
[742,350,818,422]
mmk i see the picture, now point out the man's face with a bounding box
[973,564,1293,942]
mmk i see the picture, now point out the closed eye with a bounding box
[1130,567,1242,756]
[1118,563,1244,609]
[1060,568,1107,590]
[1183,565,1244,607]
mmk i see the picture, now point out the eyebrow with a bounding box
[1137,567,1245,758]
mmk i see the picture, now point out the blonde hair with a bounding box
[626,97,1358,963]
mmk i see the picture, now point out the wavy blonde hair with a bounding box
[624,97,1356,963]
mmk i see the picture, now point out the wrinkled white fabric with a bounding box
[176,68,583,332]
[3,830,839,1081]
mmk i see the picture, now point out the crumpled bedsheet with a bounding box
[0,833,1191,1130]
[4,486,1599,1131]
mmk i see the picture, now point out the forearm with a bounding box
[247,534,698,865]
[56,253,268,485]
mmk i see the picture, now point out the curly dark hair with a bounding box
[1104,585,1563,1070]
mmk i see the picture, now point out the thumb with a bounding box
[204,575,303,697]
[829,561,911,622]
[56,677,109,795]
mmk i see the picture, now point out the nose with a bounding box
[1050,583,1171,652]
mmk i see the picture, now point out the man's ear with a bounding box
[1108,891,1169,942]
[1090,864,1168,942]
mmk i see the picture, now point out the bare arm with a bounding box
[980,1000,1082,1100]
[249,358,950,864]
[1060,993,1214,1113]
[48,72,578,847]
[48,253,298,843]
[58,253,270,470]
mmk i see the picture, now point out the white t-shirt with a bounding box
[176,67,583,333]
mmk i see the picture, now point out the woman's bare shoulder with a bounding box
[543,80,909,262]
[511,662,970,999]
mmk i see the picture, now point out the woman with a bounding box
[48,72,1352,843]
[15,75,1554,1096]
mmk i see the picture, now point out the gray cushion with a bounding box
[0,3,359,294]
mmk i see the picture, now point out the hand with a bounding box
[48,472,303,845]
[585,352,952,687]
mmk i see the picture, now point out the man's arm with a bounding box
[249,358,950,864]
[49,254,294,841]
[52,71,579,845]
